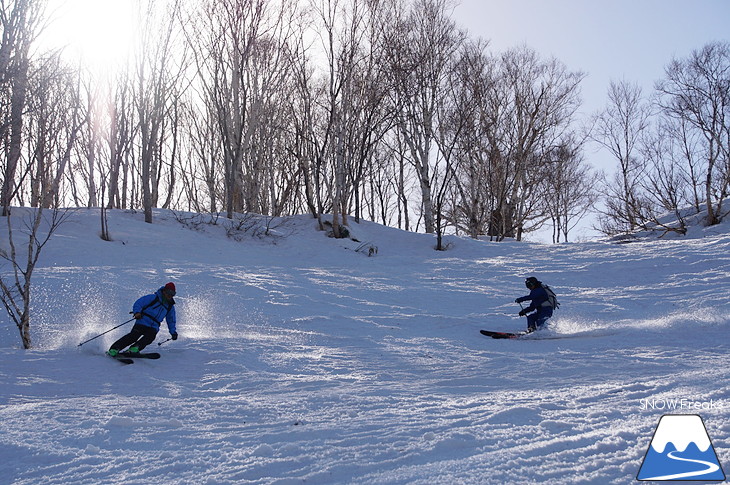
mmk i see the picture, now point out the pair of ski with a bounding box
[108,351,160,365]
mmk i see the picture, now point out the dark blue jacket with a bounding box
[516,286,554,319]
[133,287,176,334]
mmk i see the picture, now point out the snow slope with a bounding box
[0,208,728,484]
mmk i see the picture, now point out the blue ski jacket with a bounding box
[516,285,554,320]
[133,287,176,334]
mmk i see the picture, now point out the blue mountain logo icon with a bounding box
[637,414,726,481]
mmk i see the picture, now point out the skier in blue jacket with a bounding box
[108,282,178,356]
[515,277,553,332]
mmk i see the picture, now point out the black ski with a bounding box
[480,329,531,339]
[107,353,134,364]
[480,328,610,340]
[118,351,161,359]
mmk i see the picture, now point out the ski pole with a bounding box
[157,338,172,346]
[77,317,135,347]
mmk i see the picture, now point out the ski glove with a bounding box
[171,333,178,340]
[518,309,528,316]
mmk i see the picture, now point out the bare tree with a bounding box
[656,41,730,226]
[590,79,652,233]
[446,40,505,239]
[287,35,330,224]
[185,0,297,219]
[431,39,482,248]
[308,0,394,237]
[0,46,82,347]
[0,207,71,348]
[383,0,465,234]
[496,47,585,240]
[24,53,82,209]
[178,92,223,213]
[1,0,47,215]
[637,121,692,235]
[133,0,187,223]
[112,77,134,209]
[310,0,359,238]
[340,2,394,227]
[541,139,597,242]
[377,129,414,230]
[667,116,704,213]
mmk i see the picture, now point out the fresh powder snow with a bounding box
[0,208,728,484]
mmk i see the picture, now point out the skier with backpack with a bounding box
[515,276,559,332]
[107,282,178,357]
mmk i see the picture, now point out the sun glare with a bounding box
[43,0,138,73]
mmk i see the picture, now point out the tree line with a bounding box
[2,0,729,245]
[591,43,730,236]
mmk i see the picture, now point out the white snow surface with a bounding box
[0,208,728,484]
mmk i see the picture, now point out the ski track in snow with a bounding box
[0,209,728,484]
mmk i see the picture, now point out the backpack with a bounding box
[543,284,560,310]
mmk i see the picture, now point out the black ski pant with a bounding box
[110,323,158,351]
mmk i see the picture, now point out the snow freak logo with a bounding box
[637,414,726,481]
